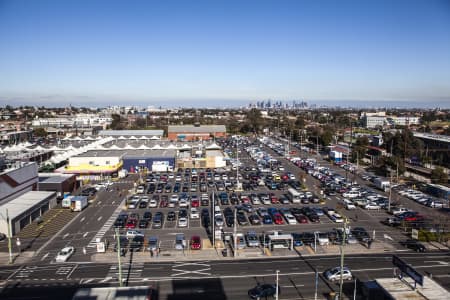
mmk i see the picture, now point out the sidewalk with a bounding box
[90,240,401,263]
[0,251,35,265]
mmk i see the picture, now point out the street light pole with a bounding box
[115,228,123,287]
[0,209,14,264]
[339,218,349,299]
[275,270,280,300]
[233,208,237,258]
[314,268,319,300]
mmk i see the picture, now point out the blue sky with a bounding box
[0,0,449,107]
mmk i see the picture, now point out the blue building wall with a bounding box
[122,157,175,172]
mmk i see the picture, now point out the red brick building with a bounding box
[168,125,226,141]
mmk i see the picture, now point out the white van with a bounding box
[343,199,356,210]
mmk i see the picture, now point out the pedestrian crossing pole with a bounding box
[6,209,13,264]
[115,228,123,287]
[339,217,349,299]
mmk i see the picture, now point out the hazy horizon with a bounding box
[1,95,448,109]
[1,0,449,107]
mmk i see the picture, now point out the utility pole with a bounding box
[275,270,280,300]
[388,169,393,213]
[314,268,319,300]
[339,218,349,299]
[5,209,13,264]
[115,228,123,287]
[233,208,237,258]
[212,192,215,249]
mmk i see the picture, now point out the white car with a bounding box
[136,186,145,194]
[55,246,75,262]
[343,199,356,210]
[178,217,188,228]
[284,214,298,225]
[315,232,330,246]
[179,199,189,208]
[190,208,200,219]
[343,191,360,198]
[149,199,158,208]
[126,230,144,239]
[324,267,353,282]
[365,202,381,210]
[392,207,411,215]
[330,212,344,223]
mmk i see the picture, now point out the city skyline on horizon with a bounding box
[1,0,450,107]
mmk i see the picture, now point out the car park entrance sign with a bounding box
[392,255,423,287]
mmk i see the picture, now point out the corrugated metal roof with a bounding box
[99,130,164,136]
[75,149,176,158]
[0,191,55,220]
[168,125,226,133]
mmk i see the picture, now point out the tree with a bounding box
[110,114,124,130]
[34,127,47,137]
[430,167,448,184]
[352,136,369,163]
[245,108,263,133]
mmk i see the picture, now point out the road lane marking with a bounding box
[41,252,50,261]
[6,266,24,280]
[97,216,103,221]
[80,217,85,222]
[83,232,88,238]
[63,233,69,239]
[66,265,78,279]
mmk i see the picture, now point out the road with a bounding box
[30,178,136,264]
[1,252,449,299]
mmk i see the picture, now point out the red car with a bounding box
[191,200,200,207]
[273,213,284,225]
[159,199,168,207]
[126,220,137,229]
[403,215,424,222]
[270,195,279,204]
[190,235,202,250]
[295,214,309,224]
[241,196,250,204]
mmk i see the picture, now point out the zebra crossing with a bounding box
[106,262,144,282]
[86,198,126,248]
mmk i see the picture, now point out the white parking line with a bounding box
[41,252,50,261]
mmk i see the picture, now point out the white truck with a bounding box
[374,177,390,192]
[62,195,74,208]
[70,196,88,212]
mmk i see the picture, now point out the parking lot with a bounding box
[102,136,423,259]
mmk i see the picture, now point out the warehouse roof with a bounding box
[39,173,75,184]
[74,149,176,158]
[123,149,176,158]
[98,130,164,136]
[168,125,226,133]
[0,191,55,220]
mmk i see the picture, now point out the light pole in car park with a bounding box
[275,269,280,300]
[0,209,13,264]
[339,217,349,300]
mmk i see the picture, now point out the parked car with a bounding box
[175,234,186,250]
[190,235,202,250]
